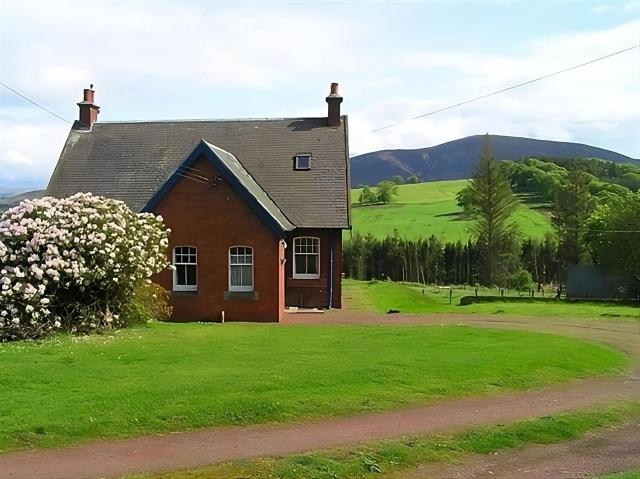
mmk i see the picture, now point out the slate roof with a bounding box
[46,117,350,229]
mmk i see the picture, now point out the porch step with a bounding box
[285,307,325,314]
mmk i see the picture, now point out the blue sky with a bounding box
[1,0,638,189]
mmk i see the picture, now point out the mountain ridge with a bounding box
[351,134,638,186]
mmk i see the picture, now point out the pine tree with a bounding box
[552,164,594,273]
[467,135,521,286]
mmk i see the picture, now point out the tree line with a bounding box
[343,233,559,292]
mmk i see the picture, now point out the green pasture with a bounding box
[344,279,640,319]
[348,180,553,242]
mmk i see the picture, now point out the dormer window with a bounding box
[294,154,312,171]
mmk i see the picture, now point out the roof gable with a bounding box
[143,140,295,235]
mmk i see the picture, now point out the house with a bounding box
[46,84,351,322]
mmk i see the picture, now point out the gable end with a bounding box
[142,140,295,237]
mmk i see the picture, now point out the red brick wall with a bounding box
[152,156,283,322]
[284,228,342,309]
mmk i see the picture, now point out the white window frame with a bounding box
[173,246,197,292]
[293,237,320,279]
[229,246,254,292]
[294,154,312,171]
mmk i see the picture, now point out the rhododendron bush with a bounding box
[0,193,170,341]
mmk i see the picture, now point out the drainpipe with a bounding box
[328,237,334,309]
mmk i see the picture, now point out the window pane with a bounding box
[295,155,311,170]
[295,258,304,275]
[230,265,241,286]
[240,265,252,286]
[306,255,318,274]
[230,265,253,288]
[177,265,187,285]
[186,265,197,285]
[175,247,197,265]
[230,247,253,266]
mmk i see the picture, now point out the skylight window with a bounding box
[294,154,312,171]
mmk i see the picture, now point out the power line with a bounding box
[173,171,208,185]
[372,44,640,133]
[0,80,71,124]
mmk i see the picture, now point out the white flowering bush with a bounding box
[0,193,170,341]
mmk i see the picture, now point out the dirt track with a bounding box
[392,421,640,479]
[1,312,638,479]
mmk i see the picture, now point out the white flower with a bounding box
[0,192,170,340]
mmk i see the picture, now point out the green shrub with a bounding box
[121,281,172,326]
[505,269,534,295]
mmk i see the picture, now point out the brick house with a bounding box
[46,84,350,322]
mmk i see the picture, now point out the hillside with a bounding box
[351,134,638,186]
[347,180,553,242]
[0,189,45,213]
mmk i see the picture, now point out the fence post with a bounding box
[449,289,453,305]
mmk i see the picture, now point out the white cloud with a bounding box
[1,1,359,103]
[0,122,69,185]
[355,21,640,156]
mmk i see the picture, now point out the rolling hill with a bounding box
[0,189,45,213]
[347,180,553,242]
[351,134,638,186]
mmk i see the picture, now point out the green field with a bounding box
[344,279,640,319]
[348,180,553,242]
[129,403,640,479]
[0,322,626,451]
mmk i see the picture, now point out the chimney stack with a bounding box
[326,82,343,127]
[77,84,100,128]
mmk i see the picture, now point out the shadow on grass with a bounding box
[434,211,467,221]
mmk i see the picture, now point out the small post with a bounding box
[475,288,478,297]
[221,310,225,323]
[449,289,453,305]
[501,289,504,297]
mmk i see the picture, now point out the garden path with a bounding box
[1,312,638,479]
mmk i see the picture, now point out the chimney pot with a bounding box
[77,84,100,129]
[326,82,343,127]
[83,88,94,103]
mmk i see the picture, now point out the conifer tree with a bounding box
[552,164,594,272]
[467,135,521,285]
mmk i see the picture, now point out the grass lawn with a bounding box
[597,471,640,479]
[0,322,627,451]
[344,279,640,320]
[348,180,553,242]
[126,402,640,479]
